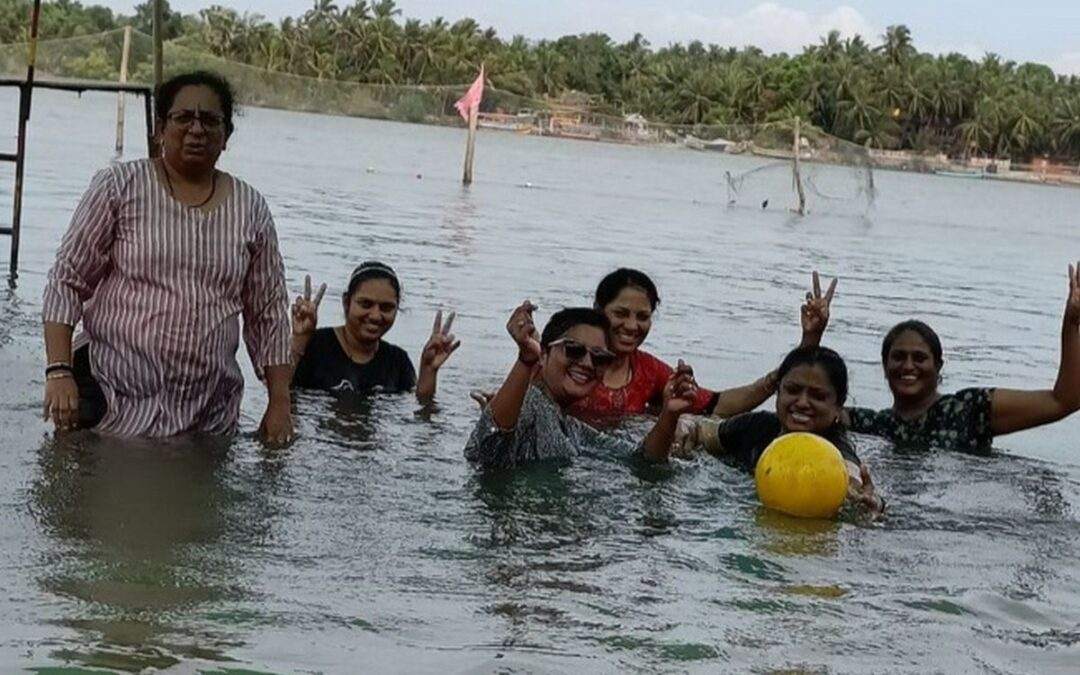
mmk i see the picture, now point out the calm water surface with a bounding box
[1,89,1079,672]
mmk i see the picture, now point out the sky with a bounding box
[94,1,1080,76]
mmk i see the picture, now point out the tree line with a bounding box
[3,0,1079,161]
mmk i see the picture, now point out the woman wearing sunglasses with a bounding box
[465,301,699,469]
[42,71,293,443]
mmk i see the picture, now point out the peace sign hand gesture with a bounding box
[421,310,462,371]
[507,300,541,365]
[292,274,327,338]
[801,271,837,344]
[1066,262,1080,327]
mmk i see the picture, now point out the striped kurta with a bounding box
[42,159,291,437]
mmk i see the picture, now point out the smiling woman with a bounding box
[846,264,1080,452]
[464,302,699,469]
[40,70,293,443]
[289,261,460,404]
[674,345,885,518]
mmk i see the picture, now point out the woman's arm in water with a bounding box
[416,310,461,405]
[990,263,1080,435]
[643,361,699,462]
[709,272,837,418]
[488,301,542,430]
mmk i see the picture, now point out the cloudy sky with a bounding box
[95,1,1080,75]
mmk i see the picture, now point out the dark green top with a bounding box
[847,388,994,454]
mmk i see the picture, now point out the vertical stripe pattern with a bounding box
[42,159,290,437]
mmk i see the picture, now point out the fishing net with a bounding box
[0,29,877,212]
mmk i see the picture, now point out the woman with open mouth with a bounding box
[674,346,884,518]
[465,302,699,469]
[845,264,1080,453]
[575,268,835,421]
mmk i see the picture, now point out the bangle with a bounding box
[46,363,73,376]
[46,370,74,381]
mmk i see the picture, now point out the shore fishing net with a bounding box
[0,29,876,213]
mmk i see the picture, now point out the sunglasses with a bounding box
[548,338,616,369]
[166,109,225,130]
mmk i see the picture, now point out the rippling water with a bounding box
[1,89,1079,672]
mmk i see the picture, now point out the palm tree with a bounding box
[878,24,914,66]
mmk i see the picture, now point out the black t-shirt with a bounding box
[293,327,416,394]
[715,411,861,473]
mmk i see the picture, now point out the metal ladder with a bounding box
[0,0,41,286]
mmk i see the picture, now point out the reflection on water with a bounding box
[1,90,1079,671]
[28,433,268,669]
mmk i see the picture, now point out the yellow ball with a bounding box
[754,432,849,519]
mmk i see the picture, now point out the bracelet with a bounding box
[45,363,73,376]
[46,370,74,381]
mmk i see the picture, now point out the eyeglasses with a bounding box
[548,338,616,369]
[166,110,225,130]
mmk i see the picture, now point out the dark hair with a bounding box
[344,261,401,301]
[155,71,236,136]
[540,308,610,349]
[881,320,943,369]
[594,268,660,311]
[776,345,849,406]
[775,345,855,458]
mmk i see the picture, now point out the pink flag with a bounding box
[454,66,485,122]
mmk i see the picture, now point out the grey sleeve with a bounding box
[464,405,523,470]
[572,415,643,457]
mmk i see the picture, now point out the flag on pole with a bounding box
[454,65,485,122]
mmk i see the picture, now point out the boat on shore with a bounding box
[934,169,985,179]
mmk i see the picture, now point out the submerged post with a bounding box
[114,25,133,159]
[152,0,163,90]
[463,105,478,185]
[793,116,806,216]
[455,65,484,186]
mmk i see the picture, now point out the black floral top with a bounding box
[846,388,994,455]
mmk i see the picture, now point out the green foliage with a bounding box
[1,1,1079,159]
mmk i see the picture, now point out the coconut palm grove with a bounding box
[3,0,1080,162]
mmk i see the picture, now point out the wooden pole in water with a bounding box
[462,104,478,185]
[114,25,132,159]
[150,0,164,158]
[793,116,806,216]
[152,0,163,90]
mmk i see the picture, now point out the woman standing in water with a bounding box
[42,71,292,442]
[846,264,1080,452]
[576,268,835,419]
[674,346,884,517]
[465,302,698,469]
[289,262,459,403]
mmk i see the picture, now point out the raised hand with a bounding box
[507,300,541,364]
[801,270,837,342]
[662,359,699,415]
[291,274,327,337]
[421,310,462,371]
[1066,262,1080,327]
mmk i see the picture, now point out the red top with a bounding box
[572,349,716,418]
